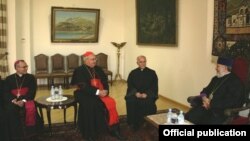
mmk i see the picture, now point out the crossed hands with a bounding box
[202,96,210,109]
[135,92,147,99]
[11,98,25,107]
[99,90,108,97]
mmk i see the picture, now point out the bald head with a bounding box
[14,60,28,75]
[137,55,147,69]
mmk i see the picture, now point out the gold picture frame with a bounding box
[51,7,100,43]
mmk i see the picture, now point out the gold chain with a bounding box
[209,75,229,100]
[84,65,95,79]
[15,74,26,97]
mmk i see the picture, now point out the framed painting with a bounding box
[51,7,100,43]
[136,0,178,46]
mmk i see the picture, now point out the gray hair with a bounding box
[137,55,146,62]
[83,56,89,62]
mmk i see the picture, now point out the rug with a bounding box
[35,118,159,141]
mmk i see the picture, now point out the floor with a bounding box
[35,80,189,124]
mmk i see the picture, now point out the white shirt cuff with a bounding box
[96,89,99,95]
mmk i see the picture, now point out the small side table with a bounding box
[145,113,166,128]
[35,95,77,134]
[145,112,193,128]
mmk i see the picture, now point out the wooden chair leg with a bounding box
[47,78,50,89]
[110,74,113,86]
[64,109,66,124]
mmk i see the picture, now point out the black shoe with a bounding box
[111,130,127,141]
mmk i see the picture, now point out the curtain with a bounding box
[0,0,8,79]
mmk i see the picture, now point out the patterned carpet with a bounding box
[36,118,158,141]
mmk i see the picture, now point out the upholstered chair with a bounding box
[96,53,113,85]
[50,54,67,88]
[66,53,80,88]
[34,54,51,89]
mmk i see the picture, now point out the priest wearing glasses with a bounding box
[4,60,43,141]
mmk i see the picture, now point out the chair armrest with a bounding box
[187,95,202,107]
[224,105,250,117]
[187,96,198,103]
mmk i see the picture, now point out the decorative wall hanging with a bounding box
[212,0,250,58]
[51,7,100,43]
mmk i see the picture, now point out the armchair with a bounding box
[224,57,249,124]
[224,90,250,124]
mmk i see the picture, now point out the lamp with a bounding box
[111,42,126,81]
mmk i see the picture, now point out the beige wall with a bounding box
[7,0,217,106]
[125,0,217,106]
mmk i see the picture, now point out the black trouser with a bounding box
[185,106,225,124]
[126,98,156,128]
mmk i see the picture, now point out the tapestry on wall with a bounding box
[212,0,250,84]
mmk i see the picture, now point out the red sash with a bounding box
[100,96,119,125]
[25,101,36,126]
[90,78,104,90]
[11,87,28,97]
[90,78,119,125]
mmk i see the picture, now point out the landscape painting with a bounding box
[51,7,100,43]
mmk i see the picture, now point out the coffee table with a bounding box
[35,95,77,134]
[145,112,192,128]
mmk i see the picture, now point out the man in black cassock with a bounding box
[4,60,43,141]
[185,57,244,124]
[71,51,125,141]
[125,55,158,130]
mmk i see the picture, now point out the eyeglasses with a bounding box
[89,58,97,61]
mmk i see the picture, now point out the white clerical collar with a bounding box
[217,72,230,78]
[16,73,23,77]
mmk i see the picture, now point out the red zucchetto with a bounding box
[83,51,94,57]
[14,59,25,68]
